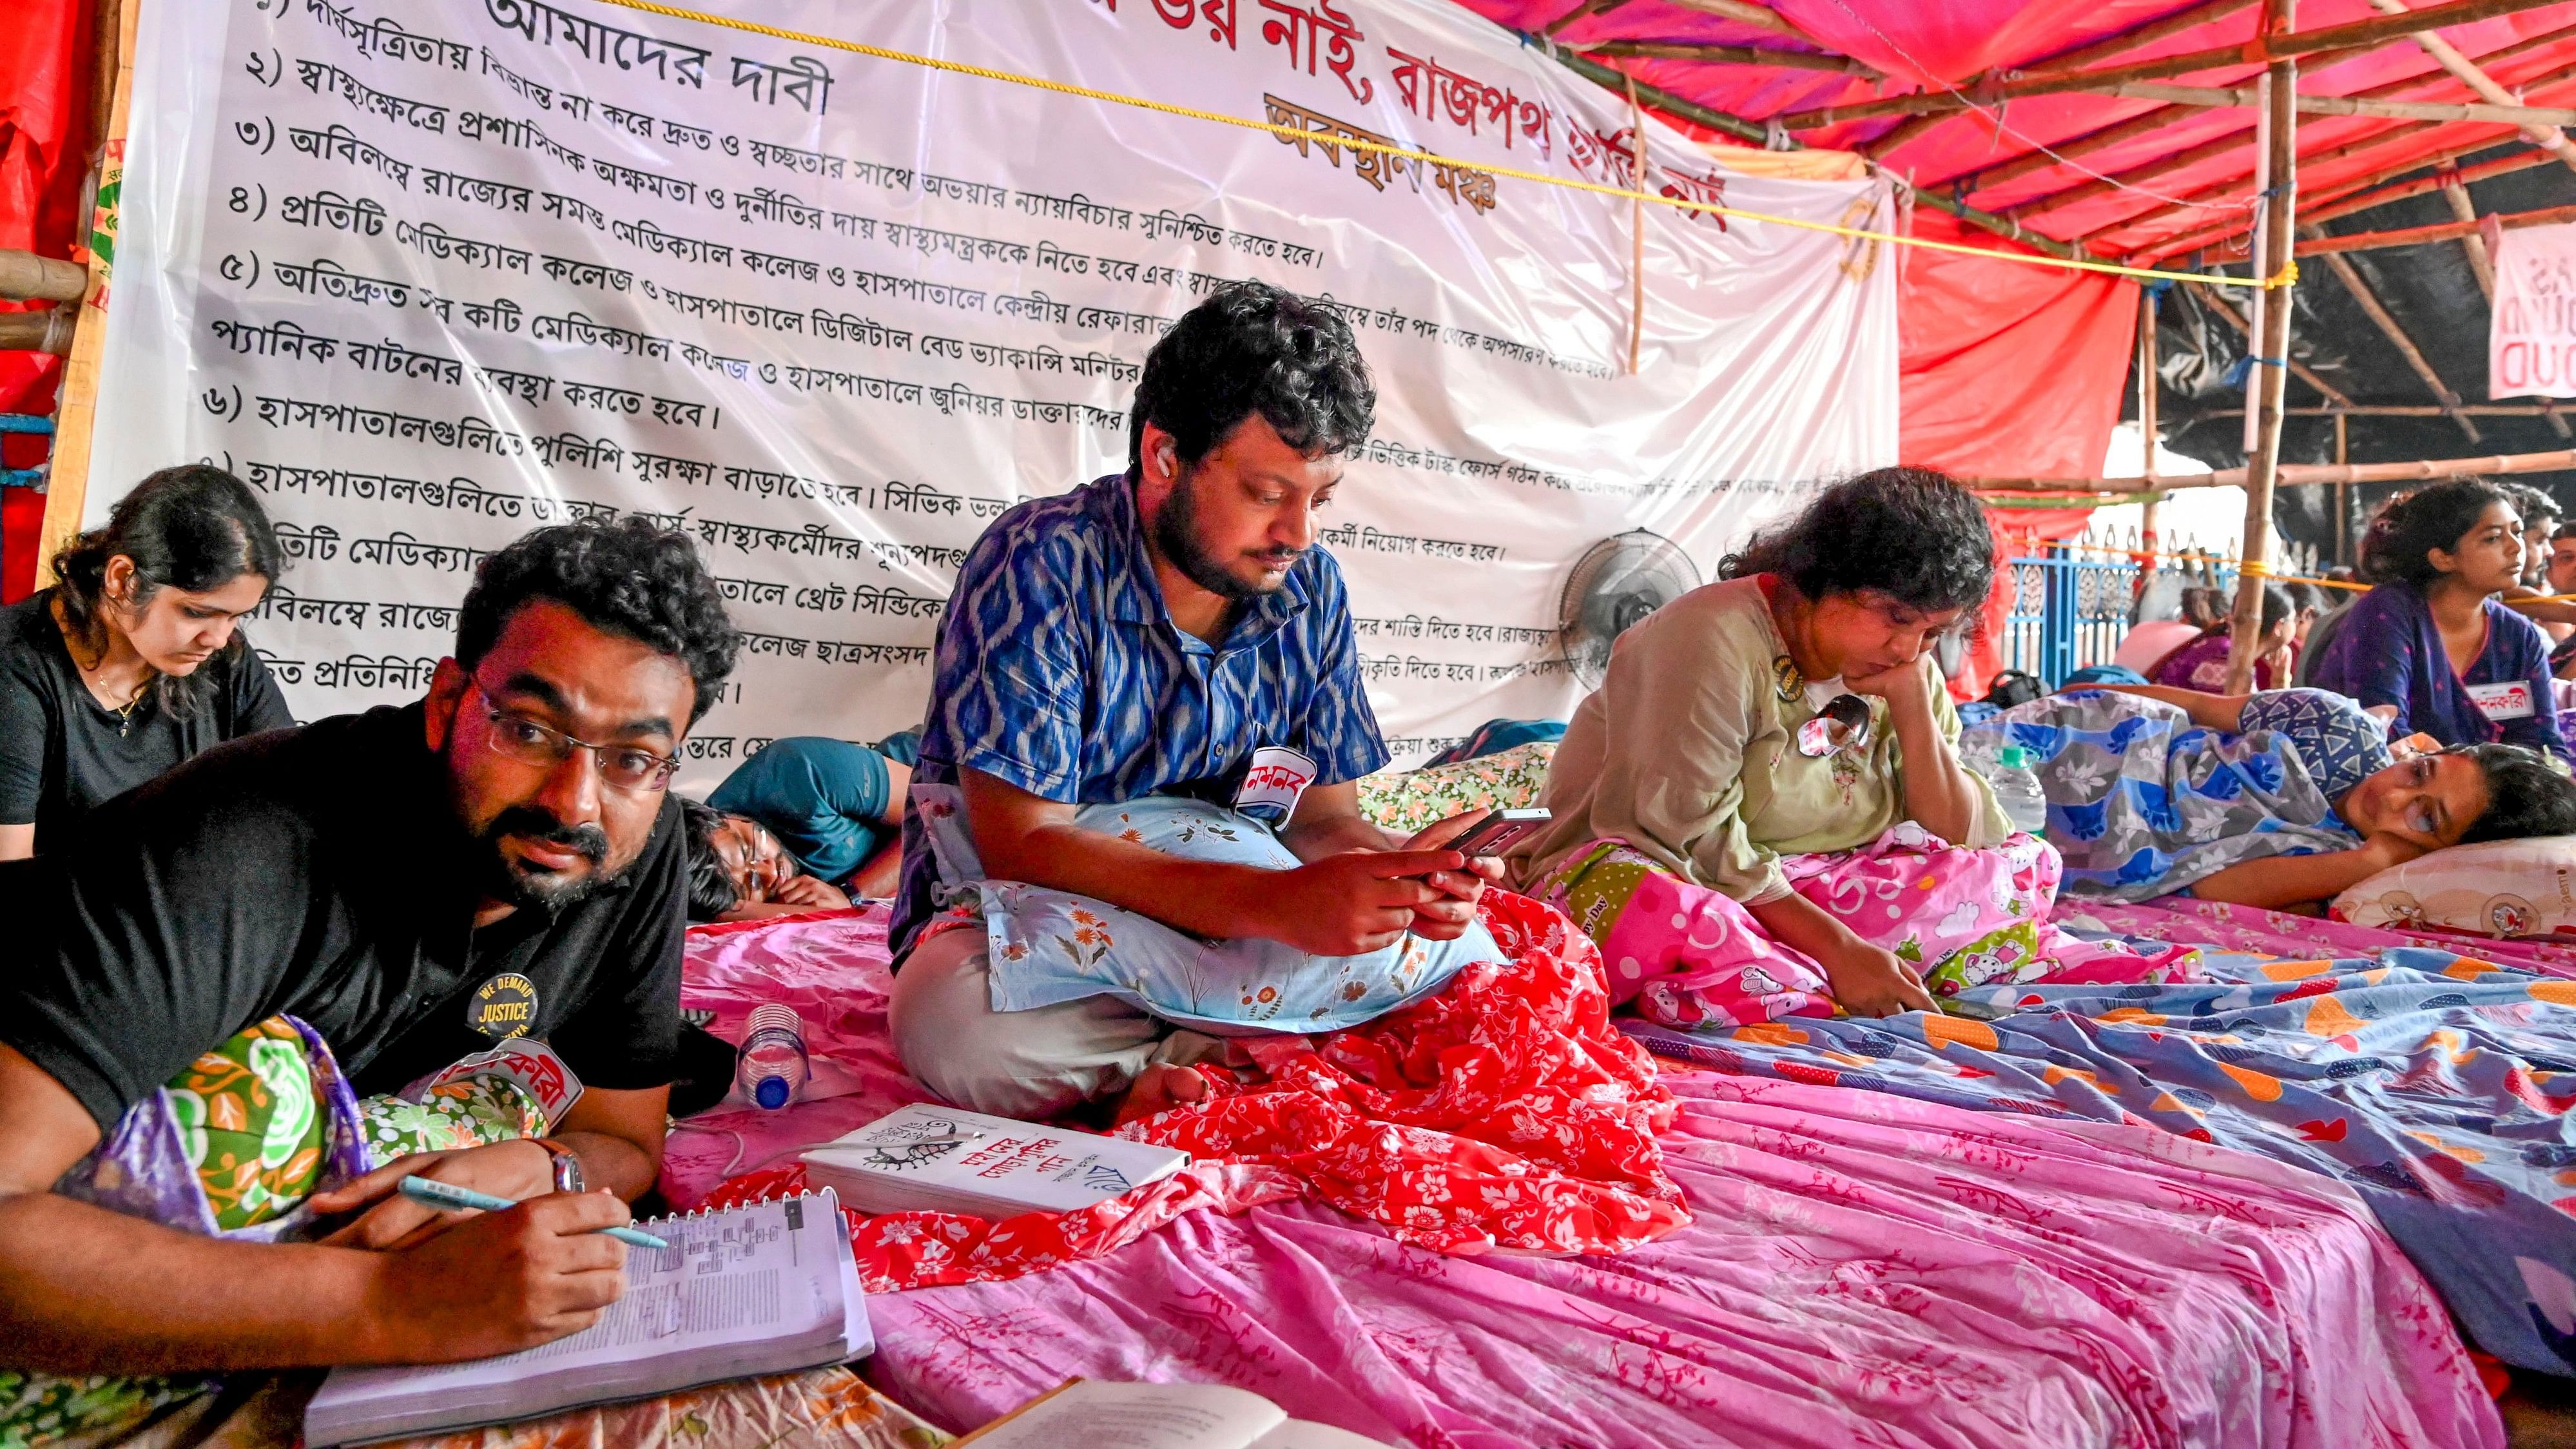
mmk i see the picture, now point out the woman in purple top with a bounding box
[2147,582,2295,693]
[2310,480,2573,764]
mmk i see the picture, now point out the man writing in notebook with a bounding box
[0,518,737,1403]
[889,281,1496,1122]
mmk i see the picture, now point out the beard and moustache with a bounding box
[1152,465,1303,600]
[473,803,621,911]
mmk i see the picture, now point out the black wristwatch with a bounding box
[534,1138,586,1194]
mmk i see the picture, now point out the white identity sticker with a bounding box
[2468,680,2536,721]
[1233,745,1317,824]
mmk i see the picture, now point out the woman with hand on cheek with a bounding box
[1511,467,2039,1025]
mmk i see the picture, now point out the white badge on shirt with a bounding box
[399,1038,585,1133]
[1234,745,1317,824]
[2468,680,2536,722]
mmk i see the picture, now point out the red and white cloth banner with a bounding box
[93,0,1897,773]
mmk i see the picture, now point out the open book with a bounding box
[304,1192,869,1445]
[800,1103,1190,1218]
[954,1380,1391,1448]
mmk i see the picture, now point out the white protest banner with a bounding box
[2493,220,2576,400]
[92,0,1896,774]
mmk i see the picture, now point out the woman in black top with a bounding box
[0,464,292,856]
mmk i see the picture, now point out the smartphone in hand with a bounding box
[1442,808,1551,860]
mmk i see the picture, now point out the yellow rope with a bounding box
[584,0,2291,291]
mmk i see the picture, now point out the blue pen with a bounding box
[397,1174,670,1250]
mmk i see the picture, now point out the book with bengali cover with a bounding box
[799,1103,1190,1218]
[955,1379,1392,1448]
[303,1191,869,1446]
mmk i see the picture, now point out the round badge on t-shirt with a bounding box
[466,972,539,1039]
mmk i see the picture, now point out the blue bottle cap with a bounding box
[755,1075,791,1109]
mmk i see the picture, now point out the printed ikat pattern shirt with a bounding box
[890,473,1390,958]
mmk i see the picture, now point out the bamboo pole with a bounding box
[1532,44,2102,260]
[2022,81,2576,127]
[2139,287,2162,552]
[2305,228,2482,441]
[2294,200,2576,253]
[0,251,87,303]
[2441,173,2500,297]
[2367,0,2576,176]
[1933,15,2576,199]
[2135,128,2564,260]
[2334,413,2350,566]
[1968,447,2576,492]
[1627,75,1647,376]
[2194,281,2355,405]
[36,0,135,583]
[1579,41,1878,75]
[1544,0,1630,38]
[1770,0,2564,132]
[2224,49,2298,694]
[2207,403,2576,415]
[2021,0,2261,75]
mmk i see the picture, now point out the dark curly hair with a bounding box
[679,796,741,920]
[456,516,741,724]
[52,463,282,718]
[2359,479,2513,585]
[1718,466,1995,613]
[1127,280,1375,474]
[2457,743,2576,846]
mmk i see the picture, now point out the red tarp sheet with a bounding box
[0,0,93,601]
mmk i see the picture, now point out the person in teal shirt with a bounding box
[706,736,911,895]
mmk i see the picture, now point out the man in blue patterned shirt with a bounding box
[889,282,1495,1120]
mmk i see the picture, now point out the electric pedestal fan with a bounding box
[1556,529,1702,687]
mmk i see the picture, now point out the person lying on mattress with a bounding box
[887,280,1500,1123]
[2309,479,2576,764]
[704,735,913,899]
[680,795,854,922]
[0,518,738,1438]
[1508,467,2040,1022]
[1964,682,2576,909]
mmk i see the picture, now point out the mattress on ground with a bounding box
[1629,933,2576,1378]
[673,911,2502,1449]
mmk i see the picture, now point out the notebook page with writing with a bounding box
[955,1381,1391,1449]
[305,1192,867,1445]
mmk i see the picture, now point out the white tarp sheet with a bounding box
[93,0,1897,774]
[2493,220,2576,401]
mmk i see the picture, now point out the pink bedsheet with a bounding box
[673,911,2505,1449]
[2066,898,2576,976]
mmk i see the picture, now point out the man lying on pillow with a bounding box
[888,281,1500,1123]
[1965,683,2576,910]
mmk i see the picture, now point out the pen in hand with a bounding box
[396,1174,670,1250]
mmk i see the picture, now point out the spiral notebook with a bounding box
[304,1191,869,1446]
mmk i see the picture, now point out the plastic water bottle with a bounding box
[735,1004,809,1110]
[1985,745,2049,836]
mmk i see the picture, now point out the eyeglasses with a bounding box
[469,679,681,793]
[1795,694,1875,758]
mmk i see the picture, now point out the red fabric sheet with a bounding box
[701,889,1689,1292]
[1458,0,2576,260]
[0,0,95,601]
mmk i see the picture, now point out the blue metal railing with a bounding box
[2000,545,2236,686]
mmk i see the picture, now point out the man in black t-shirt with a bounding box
[0,517,739,1375]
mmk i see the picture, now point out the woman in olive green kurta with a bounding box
[1511,467,2013,1018]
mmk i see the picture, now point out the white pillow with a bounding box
[2331,835,2576,938]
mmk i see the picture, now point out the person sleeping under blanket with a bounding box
[886,282,1504,1125]
[1964,683,2576,911]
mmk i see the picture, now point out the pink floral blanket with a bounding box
[669,908,2503,1448]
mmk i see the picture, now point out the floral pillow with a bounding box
[2332,835,2576,938]
[914,786,1501,1034]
